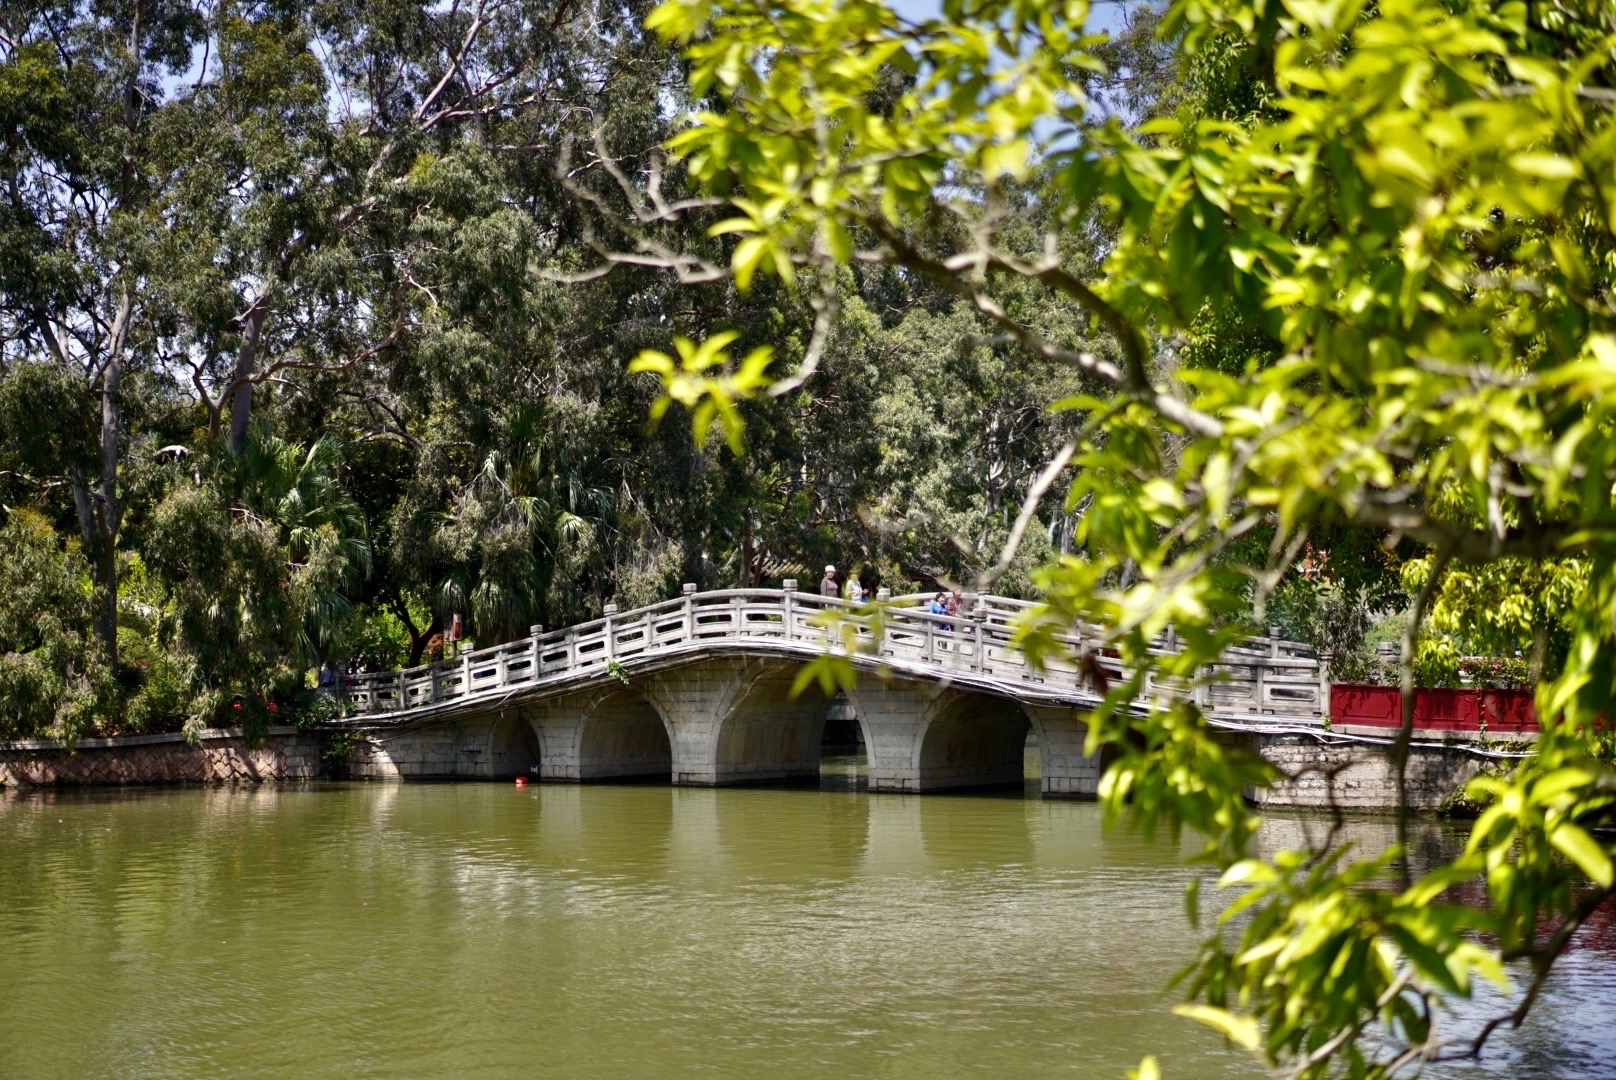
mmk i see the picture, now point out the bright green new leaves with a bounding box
[1125,1057,1162,1080]
[657,0,1103,271]
[631,332,775,454]
[1171,1004,1260,1050]
[786,600,895,699]
[1466,756,1616,955]
[646,0,1616,1072]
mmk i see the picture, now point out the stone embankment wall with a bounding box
[345,713,538,779]
[0,727,322,787]
[1245,729,1524,812]
[1,710,1522,816]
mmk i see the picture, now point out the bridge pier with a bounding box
[846,675,1019,792]
[1023,704,1104,798]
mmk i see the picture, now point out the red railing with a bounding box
[1331,684,1537,733]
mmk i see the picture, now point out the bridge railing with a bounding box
[884,591,1326,717]
[339,586,1328,722]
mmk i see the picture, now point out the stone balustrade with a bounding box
[337,585,1329,726]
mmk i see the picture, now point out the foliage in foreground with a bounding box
[630,0,1616,1073]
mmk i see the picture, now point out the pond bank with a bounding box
[0,726,322,786]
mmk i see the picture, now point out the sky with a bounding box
[889,0,1141,35]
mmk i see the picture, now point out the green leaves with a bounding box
[1172,1004,1260,1050]
[0,511,111,743]
[1549,822,1613,888]
[631,333,775,455]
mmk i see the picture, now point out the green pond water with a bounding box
[2,760,1613,1078]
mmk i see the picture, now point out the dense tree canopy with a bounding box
[0,0,1093,739]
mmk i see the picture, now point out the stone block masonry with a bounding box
[341,661,1109,797]
[0,727,322,786]
[1244,729,1526,812]
[345,712,537,779]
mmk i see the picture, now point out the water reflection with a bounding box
[0,782,1609,1079]
[861,795,931,877]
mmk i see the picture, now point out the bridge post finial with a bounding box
[1319,649,1334,724]
[782,578,797,592]
[682,583,697,595]
[962,592,983,672]
[528,625,544,680]
[876,587,890,601]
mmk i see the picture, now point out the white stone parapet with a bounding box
[335,587,1329,727]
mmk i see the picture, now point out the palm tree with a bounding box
[433,408,614,643]
[219,425,372,661]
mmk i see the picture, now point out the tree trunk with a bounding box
[226,294,271,453]
[737,512,753,589]
[68,467,97,555]
[94,351,125,672]
[94,529,118,670]
[406,614,443,667]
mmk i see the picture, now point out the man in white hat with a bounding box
[819,564,838,597]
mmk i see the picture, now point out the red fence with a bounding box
[1331,684,1537,733]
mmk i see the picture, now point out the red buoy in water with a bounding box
[514,776,528,787]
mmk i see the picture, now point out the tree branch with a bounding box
[978,441,1077,590]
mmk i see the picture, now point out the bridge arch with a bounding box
[574,688,673,781]
[912,691,1031,792]
[484,711,542,779]
[709,659,834,785]
[524,686,674,782]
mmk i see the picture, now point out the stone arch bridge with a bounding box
[336,585,1329,797]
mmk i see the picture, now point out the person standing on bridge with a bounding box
[820,565,838,598]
